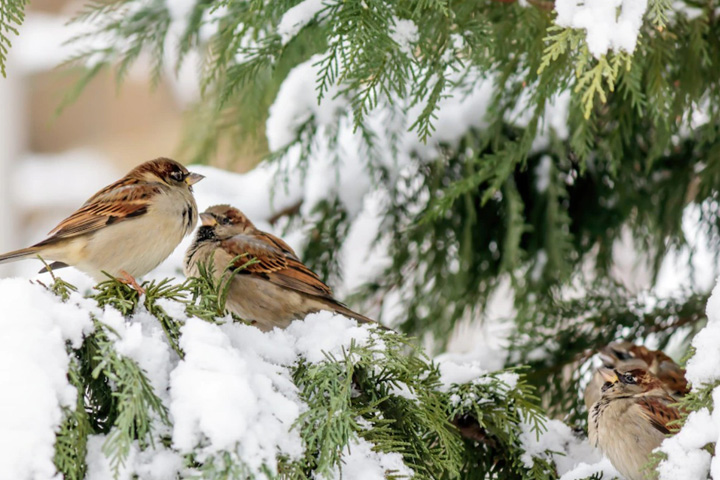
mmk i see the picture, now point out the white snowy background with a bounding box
[0,1,718,479]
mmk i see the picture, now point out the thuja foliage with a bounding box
[0,0,27,77]
[43,270,559,479]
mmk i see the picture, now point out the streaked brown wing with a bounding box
[221,233,334,299]
[637,396,681,435]
[42,179,158,242]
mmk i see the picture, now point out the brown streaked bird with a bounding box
[0,158,203,292]
[584,341,688,411]
[589,367,681,480]
[184,204,377,331]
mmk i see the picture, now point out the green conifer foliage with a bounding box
[0,0,27,77]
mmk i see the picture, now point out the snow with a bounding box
[657,407,715,480]
[655,277,720,480]
[436,359,487,391]
[277,0,327,45]
[170,318,304,474]
[283,312,377,363]
[266,54,346,151]
[0,279,92,480]
[519,418,621,479]
[325,437,414,480]
[389,18,419,57]
[685,278,720,387]
[555,0,649,58]
[534,155,552,193]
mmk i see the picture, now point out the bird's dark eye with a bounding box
[622,373,636,384]
[220,217,232,225]
[170,170,186,182]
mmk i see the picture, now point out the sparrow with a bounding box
[184,204,377,331]
[589,367,681,480]
[584,341,688,411]
[0,158,203,291]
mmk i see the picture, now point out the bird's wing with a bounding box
[220,232,334,300]
[42,180,160,242]
[636,395,681,435]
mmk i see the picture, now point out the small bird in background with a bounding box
[184,204,378,331]
[589,367,681,480]
[584,341,688,411]
[0,158,204,292]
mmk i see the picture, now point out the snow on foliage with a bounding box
[0,279,92,479]
[656,277,720,480]
[277,0,326,45]
[0,273,411,479]
[170,317,304,474]
[389,18,419,57]
[555,0,649,57]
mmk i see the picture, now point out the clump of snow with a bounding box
[519,418,618,478]
[0,279,92,480]
[685,278,720,387]
[389,18,419,57]
[170,318,305,474]
[555,0,649,58]
[436,359,487,391]
[559,457,621,480]
[657,407,715,480]
[325,437,414,480]
[534,155,553,193]
[277,0,326,45]
[284,311,377,363]
[654,277,720,480]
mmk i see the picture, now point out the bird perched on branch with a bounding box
[584,341,688,411]
[589,367,681,480]
[0,158,203,293]
[184,204,378,331]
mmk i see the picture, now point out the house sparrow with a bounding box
[589,367,681,480]
[0,158,203,291]
[184,204,377,331]
[584,342,688,410]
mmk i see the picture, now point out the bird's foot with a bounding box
[118,270,145,295]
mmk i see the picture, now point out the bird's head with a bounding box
[131,158,204,192]
[199,205,254,238]
[598,367,665,398]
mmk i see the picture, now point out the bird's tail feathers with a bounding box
[0,247,39,265]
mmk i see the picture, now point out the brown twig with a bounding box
[267,200,303,225]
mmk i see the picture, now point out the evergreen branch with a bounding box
[54,358,92,480]
[0,0,27,77]
[91,319,170,475]
[293,331,466,478]
[445,369,554,478]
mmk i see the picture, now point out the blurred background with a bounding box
[0,0,260,278]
